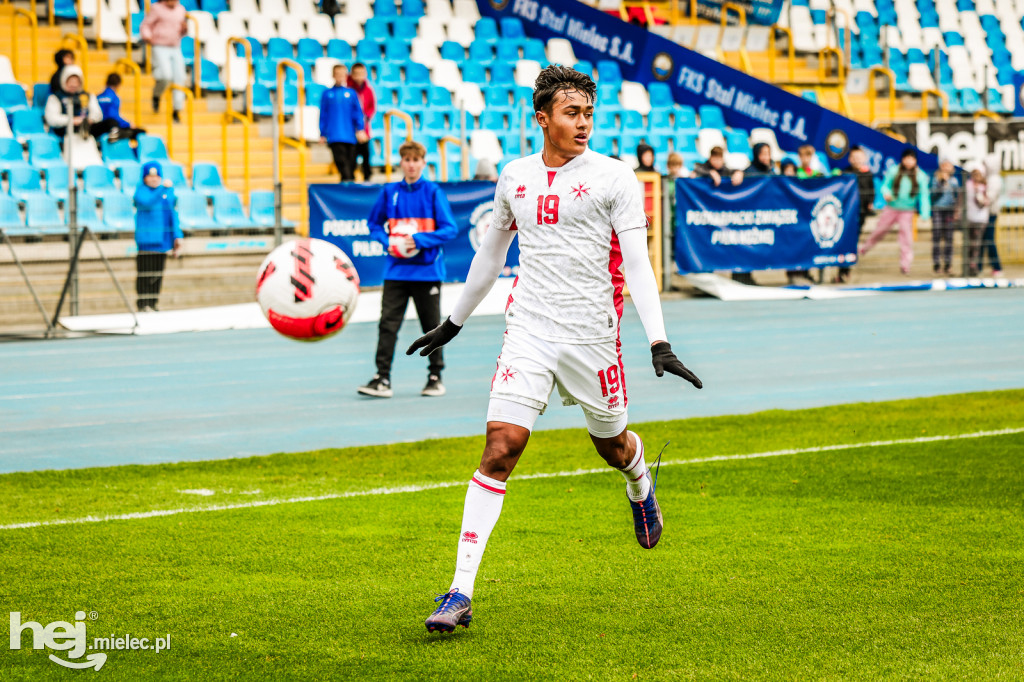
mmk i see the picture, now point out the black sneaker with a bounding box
[421,374,445,397]
[357,375,392,398]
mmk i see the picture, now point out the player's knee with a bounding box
[480,422,529,478]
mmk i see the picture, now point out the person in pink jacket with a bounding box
[140,0,187,121]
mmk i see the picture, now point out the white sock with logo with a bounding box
[448,470,506,600]
[617,431,651,502]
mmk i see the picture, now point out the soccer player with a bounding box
[408,65,703,633]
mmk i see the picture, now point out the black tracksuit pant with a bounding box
[375,279,443,378]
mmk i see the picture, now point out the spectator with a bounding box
[780,158,797,176]
[693,146,742,186]
[473,158,498,182]
[43,66,102,143]
[964,162,989,277]
[980,154,1003,277]
[666,152,688,179]
[133,162,182,312]
[635,143,657,173]
[347,63,376,181]
[49,49,75,99]
[837,145,876,283]
[745,142,774,176]
[859,148,931,275]
[96,73,146,142]
[141,0,188,122]
[320,64,367,182]
[358,139,458,399]
[929,156,959,276]
[796,144,823,178]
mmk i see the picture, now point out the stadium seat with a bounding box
[0,138,29,174]
[42,164,71,199]
[306,83,327,107]
[402,0,425,17]
[514,60,542,88]
[428,85,454,108]
[446,17,475,48]
[0,84,28,113]
[267,37,294,64]
[461,62,488,85]
[483,86,513,114]
[522,39,547,64]
[297,38,324,69]
[595,60,623,86]
[479,110,508,131]
[213,191,258,228]
[325,40,352,63]
[11,110,48,144]
[278,17,307,45]
[24,194,63,234]
[547,38,577,65]
[469,40,495,65]
[393,16,419,41]
[306,15,335,44]
[31,84,50,110]
[175,190,216,231]
[697,128,727,158]
[249,190,295,228]
[619,82,651,115]
[199,59,225,91]
[100,136,137,171]
[474,17,499,44]
[100,193,135,233]
[70,193,104,232]
[385,40,411,62]
[356,40,384,65]
[8,167,46,202]
[158,162,189,189]
[440,41,465,62]
[247,15,277,44]
[698,105,726,130]
[191,162,225,197]
[0,195,27,235]
[725,129,752,156]
[118,161,142,195]
[138,135,170,164]
[334,16,365,44]
[82,165,120,201]
[495,41,520,63]
[0,112,13,140]
[410,38,443,69]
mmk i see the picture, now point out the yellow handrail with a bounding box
[831,6,852,59]
[868,66,895,125]
[437,135,466,181]
[60,34,89,85]
[185,12,201,99]
[769,24,795,82]
[974,110,1000,120]
[11,9,39,84]
[115,57,142,127]
[920,88,949,119]
[95,0,103,49]
[125,0,133,63]
[164,83,195,174]
[49,0,55,25]
[75,0,84,41]
[720,1,746,26]
[225,37,253,124]
[383,109,414,182]
[718,2,748,72]
[144,0,151,74]
[818,46,845,85]
[277,59,307,228]
[223,38,253,206]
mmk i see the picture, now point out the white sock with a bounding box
[617,431,651,502]
[449,470,506,600]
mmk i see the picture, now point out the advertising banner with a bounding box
[674,175,861,273]
[477,0,936,175]
[889,118,1024,172]
[308,182,520,288]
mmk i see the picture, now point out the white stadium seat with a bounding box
[697,129,727,159]
[216,13,247,43]
[749,127,782,161]
[470,130,503,164]
[454,82,485,117]
[546,38,577,65]
[417,17,447,47]
[277,16,307,45]
[247,15,278,44]
[431,59,463,90]
[289,0,318,19]
[410,39,443,69]
[291,105,320,141]
[908,63,936,91]
[230,0,259,17]
[0,56,16,84]
[306,15,335,44]
[258,0,289,21]
[187,10,218,45]
[345,0,373,22]
[334,16,364,44]
[452,0,480,22]
[445,17,475,47]
[313,57,341,87]
[514,59,542,88]
[0,111,13,138]
[619,81,651,116]
[425,0,453,24]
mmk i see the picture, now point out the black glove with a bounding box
[406,317,462,357]
[651,342,702,389]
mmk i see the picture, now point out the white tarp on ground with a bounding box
[59,279,517,335]
[685,274,880,301]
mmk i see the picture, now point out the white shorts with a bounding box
[487,328,628,435]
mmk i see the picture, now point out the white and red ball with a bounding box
[255,238,360,342]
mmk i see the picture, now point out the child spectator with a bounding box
[836,146,876,283]
[666,152,688,179]
[95,73,146,141]
[780,158,797,176]
[929,156,960,275]
[796,144,823,178]
[745,143,775,176]
[320,64,367,181]
[964,162,989,277]
[860,148,931,275]
[133,162,183,312]
[693,146,742,186]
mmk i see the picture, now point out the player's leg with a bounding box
[359,280,408,397]
[409,280,444,396]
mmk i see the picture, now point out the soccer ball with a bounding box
[255,238,360,342]
[386,219,421,259]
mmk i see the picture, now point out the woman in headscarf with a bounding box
[48,49,74,98]
[635,143,657,173]
[133,162,182,312]
[745,142,775,176]
[43,66,102,143]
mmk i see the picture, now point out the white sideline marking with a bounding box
[2,427,1022,531]
[178,489,216,496]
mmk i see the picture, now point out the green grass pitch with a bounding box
[2,390,1023,680]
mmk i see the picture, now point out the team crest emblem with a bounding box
[468,201,494,251]
[570,182,590,200]
[810,195,844,248]
[499,366,517,384]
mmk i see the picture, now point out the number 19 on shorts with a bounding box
[597,365,620,397]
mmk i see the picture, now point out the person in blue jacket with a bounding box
[319,64,368,181]
[358,139,458,398]
[134,161,182,312]
[95,72,145,141]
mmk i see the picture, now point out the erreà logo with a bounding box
[461,532,479,544]
[9,611,106,671]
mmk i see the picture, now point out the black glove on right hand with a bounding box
[651,341,703,389]
[406,317,462,357]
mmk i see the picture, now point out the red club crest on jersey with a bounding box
[570,182,590,200]
[515,185,526,199]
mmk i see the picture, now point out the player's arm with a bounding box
[406,226,515,356]
[413,188,458,249]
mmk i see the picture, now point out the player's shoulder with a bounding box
[583,148,637,178]
[497,153,541,180]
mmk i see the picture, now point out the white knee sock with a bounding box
[449,470,506,599]
[617,431,651,502]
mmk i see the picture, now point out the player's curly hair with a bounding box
[532,65,596,113]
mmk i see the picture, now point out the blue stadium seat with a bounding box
[43,165,70,199]
[201,0,227,14]
[254,61,277,90]
[398,86,427,113]
[503,133,523,155]
[393,16,418,41]
[28,136,65,171]
[249,190,295,228]
[356,40,383,64]
[0,138,30,175]
[385,40,410,62]
[647,82,674,109]
[401,0,424,16]
[698,105,726,130]
[267,37,294,62]
[475,17,499,44]
[180,0,198,10]
[199,59,225,92]
[11,110,47,143]
[182,36,197,66]
[588,135,614,156]
[213,191,258,228]
[279,83,299,116]
[440,41,464,62]
[158,161,189,189]
[118,161,142,195]
[513,85,533,107]
[8,167,46,202]
[326,39,352,61]
[374,0,398,16]
[420,109,451,135]
[479,110,507,131]
[469,40,495,65]
[959,88,981,113]
[500,17,526,44]
[725,129,752,155]
[175,191,217,230]
[490,63,516,87]
[83,165,121,201]
[618,133,643,157]
[31,83,50,110]
[522,39,547,64]
[71,193,104,232]
[297,38,323,68]
[673,132,698,154]
[306,83,327,107]
[593,110,616,131]
[0,195,27,235]
[0,84,29,113]
[100,193,134,233]
[251,84,274,117]
[573,60,593,77]
[24,195,63,234]
[428,86,453,108]
[461,62,488,85]
[138,135,170,163]
[376,86,396,108]
[647,108,674,134]
[100,136,138,171]
[495,41,520,63]
[596,86,620,108]
[192,162,225,197]
[377,62,403,87]
[483,87,513,113]
[234,37,262,61]
[620,110,643,131]
[595,61,622,86]
[52,0,76,19]
[646,133,672,155]
[405,62,431,86]
[363,17,390,43]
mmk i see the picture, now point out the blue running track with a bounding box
[1,289,1022,473]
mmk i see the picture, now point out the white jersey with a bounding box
[490,149,648,343]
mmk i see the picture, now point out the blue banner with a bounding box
[674,175,861,273]
[1014,73,1024,117]
[695,0,784,26]
[477,0,937,176]
[308,182,520,288]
